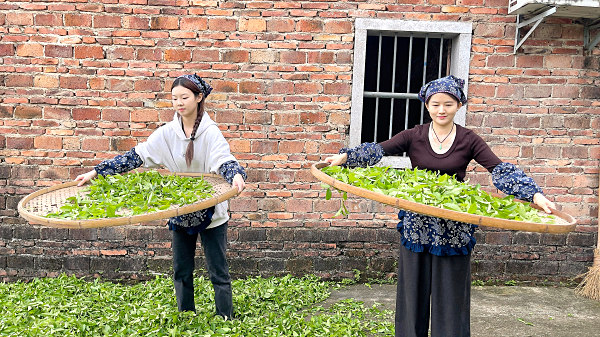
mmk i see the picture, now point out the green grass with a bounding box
[0,274,394,337]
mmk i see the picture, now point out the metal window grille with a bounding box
[361,32,451,144]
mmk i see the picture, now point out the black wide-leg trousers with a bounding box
[395,247,471,337]
[171,223,233,318]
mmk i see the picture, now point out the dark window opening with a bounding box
[361,33,451,144]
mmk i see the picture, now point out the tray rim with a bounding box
[17,172,239,229]
[311,162,577,234]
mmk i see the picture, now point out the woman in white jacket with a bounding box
[76,74,246,319]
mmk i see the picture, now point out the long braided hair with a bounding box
[171,77,205,167]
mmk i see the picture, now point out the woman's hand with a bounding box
[232,173,245,193]
[75,170,98,186]
[533,192,555,214]
[323,153,348,167]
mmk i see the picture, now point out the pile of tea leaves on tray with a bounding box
[321,166,554,223]
[46,170,214,220]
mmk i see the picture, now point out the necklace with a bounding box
[431,123,455,150]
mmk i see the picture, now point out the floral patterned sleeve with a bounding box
[491,162,543,202]
[339,142,384,168]
[218,160,247,184]
[94,148,143,176]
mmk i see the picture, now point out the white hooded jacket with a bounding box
[135,112,237,229]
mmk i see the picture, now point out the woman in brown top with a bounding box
[325,75,554,337]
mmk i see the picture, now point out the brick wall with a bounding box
[0,1,598,283]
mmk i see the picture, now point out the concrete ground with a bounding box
[326,284,600,336]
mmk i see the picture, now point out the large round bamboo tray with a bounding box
[312,162,576,234]
[18,172,239,229]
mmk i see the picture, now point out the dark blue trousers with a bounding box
[171,223,233,318]
[395,247,471,337]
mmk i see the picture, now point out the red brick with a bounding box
[581,86,600,99]
[222,50,249,63]
[65,13,92,26]
[208,18,237,31]
[164,49,191,62]
[107,78,133,91]
[251,140,278,153]
[121,16,147,29]
[191,49,219,62]
[272,114,299,128]
[16,43,44,57]
[239,81,266,94]
[179,17,207,31]
[74,46,104,59]
[280,51,306,64]
[137,48,162,61]
[35,13,62,26]
[268,169,295,183]
[5,75,33,87]
[562,146,589,159]
[294,82,322,95]
[60,76,88,89]
[279,140,305,153]
[285,199,313,213]
[229,139,251,153]
[45,45,73,58]
[44,107,71,119]
[111,138,137,151]
[150,16,178,30]
[73,108,101,120]
[524,86,551,98]
[229,199,259,212]
[89,78,105,90]
[102,109,130,122]
[242,18,267,32]
[7,137,34,149]
[93,15,122,28]
[14,106,42,119]
[533,24,562,39]
[297,20,323,32]
[516,55,543,68]
[0,44,14,56]
[487,55,514,67]
[269,82,294,94]
[131,109,159,122]
[6,12,33,25]
[82,138,109,151]
[34,136,63,150]
[0,105,14,118]
[308,51,335,64]
[496,85,523,98]
[552,86,579,98]
[324,82,351,95]
[107,47,135,60]
[267,19,295,32]
[474,23,505,38]
[468,83,495,97]
[534,146,561,159]
[324,21,352,34]
[133,79,161,92]
[545,54,572,68]
[34,75,59,88]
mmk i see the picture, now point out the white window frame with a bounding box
[350,18,473,168]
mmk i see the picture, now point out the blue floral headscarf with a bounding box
[177,74,213,98]
[418,75,467,105]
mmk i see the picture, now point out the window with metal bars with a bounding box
[350,19,473,168]
[362,33,451,143]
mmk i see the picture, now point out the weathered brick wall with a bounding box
[0,1,598,283]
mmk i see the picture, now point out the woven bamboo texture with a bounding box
[18,172,238,229]
[312,162,576,234]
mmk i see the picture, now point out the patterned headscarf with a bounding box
[418,75,467,105]
[177,74,213,98]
